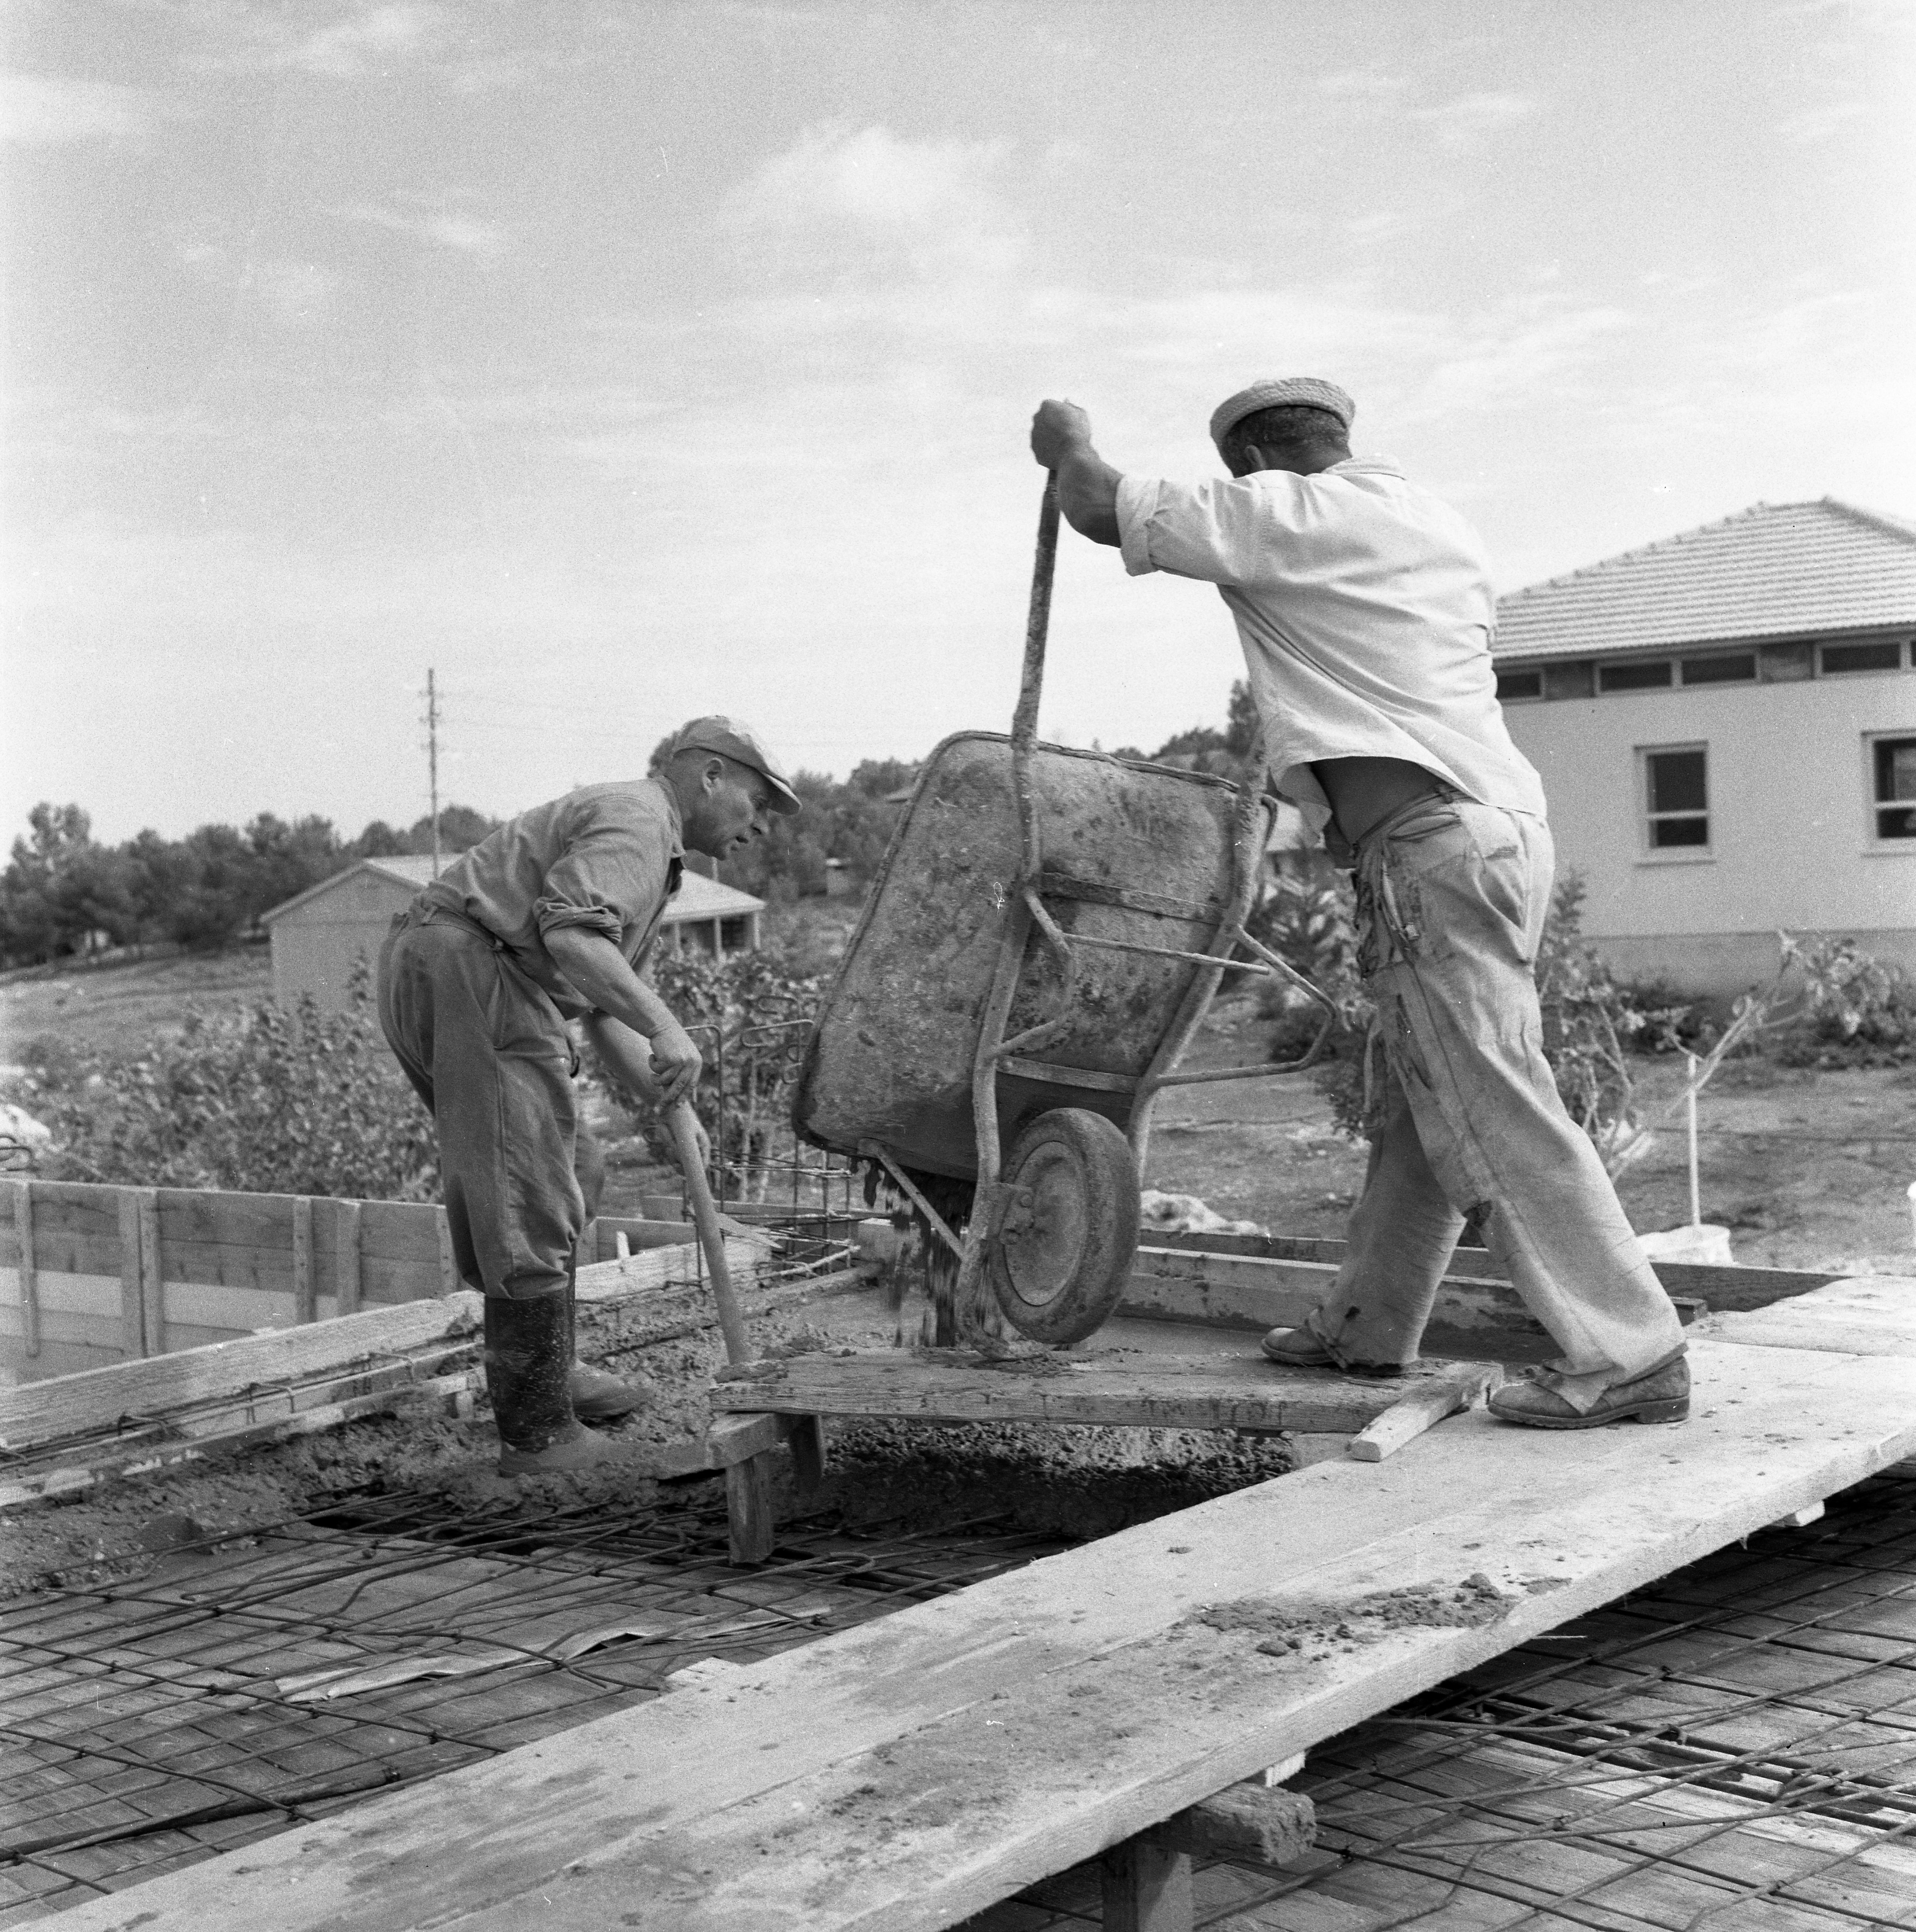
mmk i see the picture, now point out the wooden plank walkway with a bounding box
[53,1280,1916,1932]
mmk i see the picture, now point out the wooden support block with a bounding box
[725,1450,777,1565]
[1770,1500,1826,1529]
[706,1411,791,1468]
[788,1413,827,1494]
[1150,1782,1317,1869]
[437,1210,462,1297]
[116,1189,146,1360]
[1100,1837,1193,1932]
[6,1179,40,1358]
[291,1196,316,1324]
[1347,1369,1493,1463]
[1252,1753,1306,1788]
[333,1198,362,1316]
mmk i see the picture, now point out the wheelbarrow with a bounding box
[793,480,1337,1345]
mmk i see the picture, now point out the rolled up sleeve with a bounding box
[1115,474,1316,588]
[1116,475,1163,576]
[533,814,672,948]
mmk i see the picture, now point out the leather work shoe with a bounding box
[568,1362,647,1421]
[1260,1326,1407,1378]
[1488,1354,1691,1429]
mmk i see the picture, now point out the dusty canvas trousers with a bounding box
[376,906,603,1302]
[1304,795,1685,1411]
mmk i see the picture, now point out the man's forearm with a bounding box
[544,927,679,1041]
[583,1012,658,1102]
[1053,440,1123,547]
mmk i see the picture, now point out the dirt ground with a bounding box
[1147,993,1916,1276]
[0,945,274,1068]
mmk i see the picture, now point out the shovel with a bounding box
[666,1098,753,1365]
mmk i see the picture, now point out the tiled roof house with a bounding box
[1489,499,1916,993]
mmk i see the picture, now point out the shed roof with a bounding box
[263,855,764,926]
[1493,498,1916,663]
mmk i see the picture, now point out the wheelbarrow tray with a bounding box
[794,732,1269,1180]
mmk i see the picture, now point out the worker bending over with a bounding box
[377,718,802,1473]
[1030,380,1688,1428]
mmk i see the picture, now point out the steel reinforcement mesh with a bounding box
[970,1462,1916,1931]
[0,1484,1069,1921]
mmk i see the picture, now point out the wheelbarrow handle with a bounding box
[1011,474,1061,881]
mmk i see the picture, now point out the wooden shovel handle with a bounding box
[668,1100,752,1365]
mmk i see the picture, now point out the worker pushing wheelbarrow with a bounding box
[794,480,1337,1347]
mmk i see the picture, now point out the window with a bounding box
[1496,668,1542,701]
[1758,641,1815,682]
[1824,641,1904,675]
[1644,746,1709,850]
[1875,736,1916,841]
[1600,660,1673,693]
[1680,653,1756,686]
[1544,660,1595,700]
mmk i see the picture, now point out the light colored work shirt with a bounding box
[1115,456,1547,837]
[418,778,683,1016]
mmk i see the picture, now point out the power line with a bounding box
[423,669,442,879]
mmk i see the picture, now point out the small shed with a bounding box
[263,855,766,1015]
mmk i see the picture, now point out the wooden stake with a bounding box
[5,1179,39,1358]
[117,1189,146,1360]
[292,1196,316,1324]
[137,1189,163,1356]
[725,1452,776,1564]
[437,1209,461,1297]
[334,1198,362,1316]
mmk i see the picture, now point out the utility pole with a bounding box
[425,669,442,879]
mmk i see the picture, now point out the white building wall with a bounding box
[1502,667,1916,993]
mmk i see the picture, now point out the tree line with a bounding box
[4,689,1254,968]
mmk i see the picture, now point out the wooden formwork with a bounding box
[0,1177,713,1383]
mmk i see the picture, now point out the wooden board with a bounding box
[52,1328,1916,1932]
[0,1293,484,1453]
[709,1348,1495,1435]
[1122,1245,1710,1336]
[1145,1227,1838,1314]
[1694,1276,1916,1356]
[575,1234,768,1304]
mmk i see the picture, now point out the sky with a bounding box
[3,0,1913,843]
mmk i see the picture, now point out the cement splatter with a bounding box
[1194,1571,1513,1656]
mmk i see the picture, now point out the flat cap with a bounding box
[669,715,803,815]
[1209,377,1356,452]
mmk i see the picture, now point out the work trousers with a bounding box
[376,907,602,1302]
[1304,795,1685,1411]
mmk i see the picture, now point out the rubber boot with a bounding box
[484,1292,621,1476]
[563,1268,646,1422]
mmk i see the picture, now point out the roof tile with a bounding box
[1493,498,1916,662]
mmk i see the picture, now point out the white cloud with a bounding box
[285,5,441,78]
[1778,98,1869,142]
[1316,70,1408,99]
[725,123,1024,284]
[333,202,510,256]
[0,72,147,144]
[1410,91,1539,152]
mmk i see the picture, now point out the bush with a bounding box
[25,962,440,1200]
[1774,933,1916,1065]
[1253,864,1693,1160]
[588,945,827,1198]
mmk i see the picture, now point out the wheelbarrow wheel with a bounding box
[986,1108,1141,1346]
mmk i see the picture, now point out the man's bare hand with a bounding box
[648,1022,702,1109]
[1031,398,1093,470]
